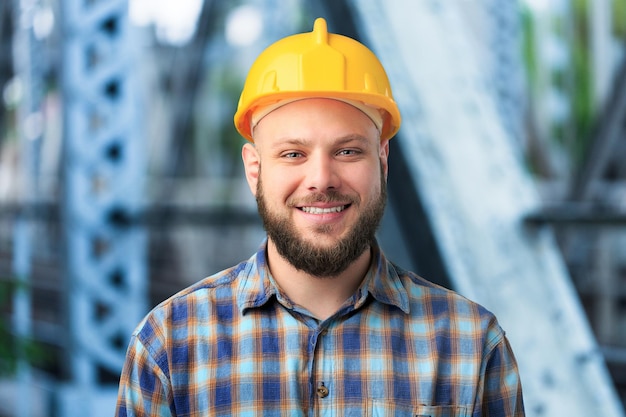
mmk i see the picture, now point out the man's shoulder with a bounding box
[169,258,251,302]
[178,258,252,298]
[133,256,257,338]
[392,263,500,325]
[391,263,457,298]
[389,265,506,352]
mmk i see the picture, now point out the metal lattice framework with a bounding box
[349,1,625,416]
[60,0,146,412]
[11,1,43,416]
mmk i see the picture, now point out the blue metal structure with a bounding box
[350,0,625,416]
[11,0,44,415]
[4,0,625,415]
[59,0,146,413]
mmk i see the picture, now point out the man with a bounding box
[116,18,525,416]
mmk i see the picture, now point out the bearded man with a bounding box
[116,18,525,417]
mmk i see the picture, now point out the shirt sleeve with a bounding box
[115,335,173,417]
[476,334,525,417]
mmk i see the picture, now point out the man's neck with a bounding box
[266,239,372,321]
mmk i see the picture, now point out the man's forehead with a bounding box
[252,99,380,145]
[251,98,383,135]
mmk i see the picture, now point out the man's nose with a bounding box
[306,154,340,191]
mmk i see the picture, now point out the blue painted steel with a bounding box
[60,0,146,413]
[349,1,625,416]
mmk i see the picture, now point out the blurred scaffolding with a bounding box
[0,0,625,416]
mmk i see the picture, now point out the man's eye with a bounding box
[283,152,302,158]
[338,149,359,156]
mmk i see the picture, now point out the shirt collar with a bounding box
[358,241,410,314]
[237,239,410,315]
[237,241,277,314]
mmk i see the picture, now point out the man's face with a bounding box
[242,98,390,277]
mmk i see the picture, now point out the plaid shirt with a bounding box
[116,240,524,417]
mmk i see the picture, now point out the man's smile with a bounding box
[299,205,350,214]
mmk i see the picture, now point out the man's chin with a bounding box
[300,231,345,248]
[282,231,345,253]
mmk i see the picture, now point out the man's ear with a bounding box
[379,139,390,180]
[242,142,260,196]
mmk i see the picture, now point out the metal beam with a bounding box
[160,0,217,177]
[0,203,260,226]
[59,0,146,414]
[571,59,626,201]
[348,1,625,416]
[317,0,453,289]
[10,1,44,415]
[525,204,626,226]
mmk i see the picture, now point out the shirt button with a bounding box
[316,383,329,398]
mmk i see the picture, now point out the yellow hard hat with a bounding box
[234,17,401,142]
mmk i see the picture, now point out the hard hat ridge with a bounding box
[313,16,329,45]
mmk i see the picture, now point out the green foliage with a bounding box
[521,0,603,172]
[216,67,247,169]
[570,0,594,167]
[0,278,49,376]
[521,7,538,88]
[613,0,626,37]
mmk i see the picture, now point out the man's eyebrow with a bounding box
[335,134,371,146]
[268,137,310,150]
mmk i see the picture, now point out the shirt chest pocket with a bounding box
[369,400,470,417]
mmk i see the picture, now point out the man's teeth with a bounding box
[301,205,346,214]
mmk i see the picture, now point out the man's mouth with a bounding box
[299,205,349,214]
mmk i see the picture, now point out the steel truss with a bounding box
[348,1,625,416]
[60,0,146,414]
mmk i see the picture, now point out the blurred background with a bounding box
[0,0,625,416]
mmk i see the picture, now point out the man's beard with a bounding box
[256,170,386,277]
